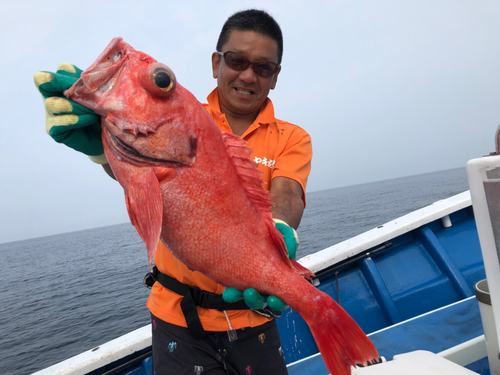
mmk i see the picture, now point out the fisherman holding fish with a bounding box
[35,9,313,375]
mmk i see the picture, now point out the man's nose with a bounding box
[238,65,258,83]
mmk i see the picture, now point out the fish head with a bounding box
[65,37,198,172]
[65,37,208,267]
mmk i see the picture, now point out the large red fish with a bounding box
[65,37,378,374]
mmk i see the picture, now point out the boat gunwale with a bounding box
[32,325,152,375]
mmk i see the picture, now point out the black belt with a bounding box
[144,266,249,339]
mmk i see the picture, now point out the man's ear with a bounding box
[211,52,220,79]
[270,66,281,90]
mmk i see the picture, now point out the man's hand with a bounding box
[222,219,299,315]
[273,218,299,260]
[223,287,288,314]
[34,63,107,164]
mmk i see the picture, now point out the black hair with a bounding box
[216,9,283,65]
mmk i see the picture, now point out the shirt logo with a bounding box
[253,156,275,168]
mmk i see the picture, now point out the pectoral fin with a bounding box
[125,168,163,269]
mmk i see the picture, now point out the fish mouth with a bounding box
[104,123,185,167]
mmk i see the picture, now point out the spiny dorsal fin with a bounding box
[221,132,315,280]
[221,132,289,258]
[221,132,273,210]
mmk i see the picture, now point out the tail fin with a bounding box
[301,292,379,375]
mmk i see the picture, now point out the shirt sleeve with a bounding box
[271,124,312,205]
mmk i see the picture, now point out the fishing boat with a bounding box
[34,146,500,374]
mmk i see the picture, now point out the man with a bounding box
[35,9,312,375]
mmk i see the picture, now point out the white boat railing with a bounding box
[32,325,152,375]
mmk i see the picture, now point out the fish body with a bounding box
[65,37,378,374]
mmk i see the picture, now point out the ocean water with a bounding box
[0,167,470,375]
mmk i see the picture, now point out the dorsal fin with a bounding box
[221,132,314,279]
[221,132,315,280]
[221,132,274,212]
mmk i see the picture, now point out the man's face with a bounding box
[212,30,281,119]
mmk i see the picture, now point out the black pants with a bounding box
[151,314,289,375]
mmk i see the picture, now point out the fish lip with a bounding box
[80,37,130,94]
[104,123,183,167]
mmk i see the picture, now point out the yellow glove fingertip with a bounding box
[57,62,77,74]
[272,218,286,225]
[45,97,73,115]
[273,218,299,244]
[88,154,108,165]
[46,114,79,134]
[34,71,53,89]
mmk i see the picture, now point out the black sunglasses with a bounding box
[216,51,280,77]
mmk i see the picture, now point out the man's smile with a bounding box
[235,87,255,95]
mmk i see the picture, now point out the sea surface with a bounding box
[0,167,470,375]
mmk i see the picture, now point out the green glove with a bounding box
[223,287,288,313]
[222,219,299,314]
[34,63,107,164]
[273,218,299,260]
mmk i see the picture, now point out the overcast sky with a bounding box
[1,0,499,244]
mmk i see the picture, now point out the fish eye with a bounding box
[140,63,176,97]
[152,69,174,91]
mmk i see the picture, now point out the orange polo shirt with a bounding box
[146,88,312,331]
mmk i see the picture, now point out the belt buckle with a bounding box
[143,272,156,289]
[200,293,210,309]
[198,291,224,310]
